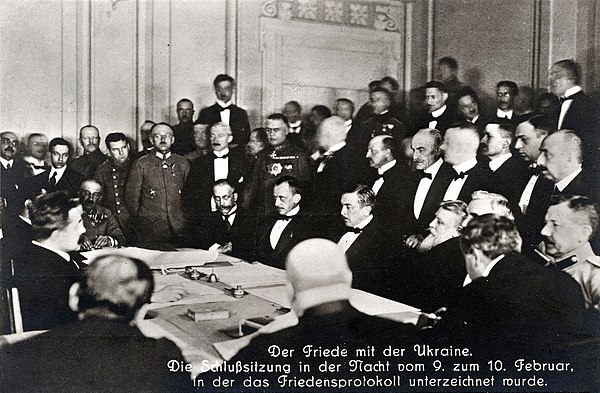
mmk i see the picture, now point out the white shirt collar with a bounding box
[155,151,172,160]
[464,254,505,286]
[283,205,300,217]
[496,108,513,118]
[378,159,397,175]
[324,142,346,156]
[354,214,373,230]
[288,120,301,128]
[19,215,31,225]
[468,115,480,124]
[452,157,478,174]
[0,156,14,169]
[563,85,582,99]
[344,119,352,127]
[424,158,443,176]
[555,166,583,192]
[217,99,232,108]
[488,152,512,172]
[431,105,447,118]
[31,240,71,262]
[50,165,67,179]
[214,147,230,158]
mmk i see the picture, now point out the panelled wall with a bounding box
[1,0,597,152]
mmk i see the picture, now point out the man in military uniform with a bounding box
[94,132,134,243]
[541,195,600,310]
[243,113,314,215]
[126,123,189,248]
[78,180,125,250]
[70,125,107,179]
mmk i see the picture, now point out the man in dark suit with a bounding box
[19,133,49,176]
[430,214,587,364]
[494,80,519,122]
[195,74,251,146]
[171,98,196,155]
[24,137,84,199]
[215,238,419,388]
[182,179,256,259]
[254,176,313,268]
[70,125,107,179]
[333,98,355,134]
[456,89,490,134]
[439,122,492,203]
[1,132,29,226]
[1,254,191,393]
[335,185,398,298]
[549,59,600,171]
[182,122,246,217]
[412,81,458,134]
[481,122,529,205]
[11,192,85,331]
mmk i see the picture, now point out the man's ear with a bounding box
[68,282,80,313]
[293,193,302,204]
[227,135,233,144]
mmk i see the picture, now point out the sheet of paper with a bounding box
[81,247,219,268]
[247,285,291,309]
[146,274,233,310]
[215,262,288,287]
[350,289,421,315]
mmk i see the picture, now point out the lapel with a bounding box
[418,163,454,221]
[272,218,296,257]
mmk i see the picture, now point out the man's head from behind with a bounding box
[105,132,130,165]
[49,138,72,169]
[286,239,353,315]
[440,122,480,165]
[366,135,395,168]
[317,116,347,151]
[411,128,442,171]
[464,190,514,226]
[79,180,103,213]
[537,130,582,182]
[273,175,302,215]
[429,200,467,246]
[460,214,522,280]
[70,254,154,322]
[176,99,194,124]
[514,115,555,161]
[79,125,100,154]
[542,195,598,260]
[213,179,238,215]
[30,191,85,252]
[1,131,19,161]
[341,185,374,228]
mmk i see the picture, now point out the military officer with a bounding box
[126,123,189,248]
[243,113,314,215]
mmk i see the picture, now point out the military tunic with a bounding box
[81,205,126,246]
[94,159,132,242]
[126,152,189,245]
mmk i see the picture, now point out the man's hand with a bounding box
[405,234,424,249]
[217,241,233,254]
[416,307,447,330]
[79,235,94,251]
[151,285,187,303]
[93,235,112,249]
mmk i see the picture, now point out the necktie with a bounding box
[32,164,45,170]
[559,96,573,105]
[418,171,432,180]
[6,163,11,169]
[453,171,466,180]
[346,227,362,234]
[49,172,57,185]
[222,214,232,230]
[219,105,231,111]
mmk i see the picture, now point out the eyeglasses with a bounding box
[266,128,285,134]
[1,139,18,147]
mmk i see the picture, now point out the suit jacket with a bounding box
[69,149,107,179]
[254,209,315,268]
[182,207,257,260]
[454,160,494,203]
[560,170,600,202]
[182,146,246,217]
[171,121,195,156]
[0,317,191,393]
[125,153,189,245]
[558,91,600,169]
[12,243,81,331]
[432,252,586,360]
[24,166,84,199]
[489,154,530,206]
[195,103,251,146]
[518,174,555,248]
[412,106,459,134]
[0,160,29,221]
[370,162,412,234]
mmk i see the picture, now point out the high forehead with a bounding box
[141,122,154,132]
[211,125,231,136]
[484,124,501,136]
[266,118,286,128]
[368,135,386,149]
[496,85,513,93]
[341,192,359,205]
[411,131,434,147]
[546,202,572,221]
[177,101,193,109]
[249,131,261,141]
[425,87,443,96]
[80,127,99,137]
[29,134,47,143]
[82,180,102,193]
[458,95,475,105]
[273,182,292,195]
[216,80,233,89]
[51,144,69,153]
[540,133,563,150]
[213,183,234,195]
[516,121,535,137]
[151,125,173,136]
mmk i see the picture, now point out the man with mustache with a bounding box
[20,133,49,176]
[171,98,195,156]
[182,122,246,218]
[412,81,459,134]
[78,180,125,250]
[70,125,107,179]
[126,123,189,248]
[1,132,29,228]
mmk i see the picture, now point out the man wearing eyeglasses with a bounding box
[126,123,189,248]
[243,113,314,215]
[171,98,195,156]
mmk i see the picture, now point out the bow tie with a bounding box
[219,105,231,111]
[528,163,542,175]
[346,227,362,234]
[289,126,301,133]
[453,171,466,180]
[277,215,292,221]
[559,96,573,105]
[427,113,438,121]
[31,164,46,170]
[418,171,432,180]
[213,153,228,159]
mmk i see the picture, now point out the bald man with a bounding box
[440,122,492,203]
[221,239,419,384]
[70,125,107,179]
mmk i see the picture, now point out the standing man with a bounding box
[254,176,313,268]
[413,81,458,134]
[333,98,355,134]
[195,74,251,146]
[495,81,519,122]
[183,122,246,217]
[171,98,195,156]
[126,123,189,248]
[243,113,314,215]
[1,132,28,226]
[456,89,489,132]
[20,133,49,176]
[549,59,600,172]
[70,125,107,179]
[138,120,155,156]
[94,132,134,242]
[25,137,84,198]
[481,122,529,204]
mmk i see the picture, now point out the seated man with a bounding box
[215,239,418,384]
[12,191,86,331]
[1,254,191,392]
[78,180,125,250]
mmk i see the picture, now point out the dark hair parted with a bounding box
[30,191,80,241]
[424,81,449,94]
[213,74,235,87]
[274,175,303,196]
[48,137,72,154]
[104,132,128,149]
[497,80,519,96]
